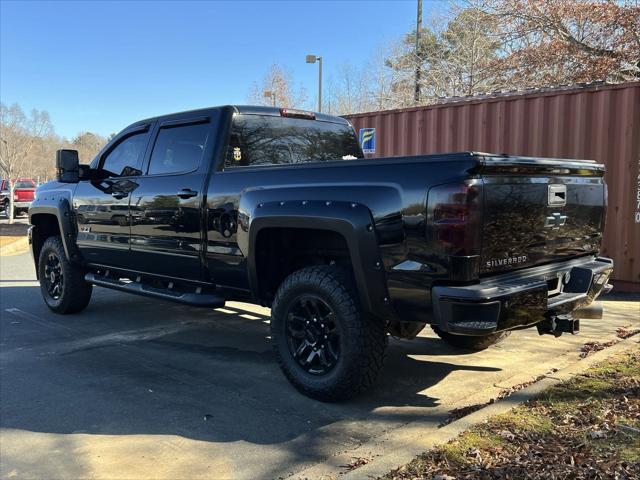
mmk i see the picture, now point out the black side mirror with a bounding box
[56,149,80,183]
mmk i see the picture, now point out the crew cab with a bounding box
[28,105,613,401]
[2,178,36,217]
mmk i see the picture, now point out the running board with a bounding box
[85,273,225,308]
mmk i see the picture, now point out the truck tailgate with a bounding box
[15,188,35,202]
[479,156,605,276]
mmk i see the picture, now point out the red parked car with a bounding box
[1,178,37,218]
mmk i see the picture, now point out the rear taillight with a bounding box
[426,181,482,257]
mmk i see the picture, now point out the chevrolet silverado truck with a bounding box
[28,105,613,401]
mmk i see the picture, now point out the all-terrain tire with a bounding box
[271,265,387,402]
[431,326,511,351]
[38,235,93,314]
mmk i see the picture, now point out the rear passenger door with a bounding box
[128,115,213,280]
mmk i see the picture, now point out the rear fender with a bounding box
[238,195,392,318]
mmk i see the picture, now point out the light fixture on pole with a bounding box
[306,54,323,113]
[263,90,276,106]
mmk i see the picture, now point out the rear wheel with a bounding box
[271,266,387,402]
[431,326,510,351]
[38,236,93,314]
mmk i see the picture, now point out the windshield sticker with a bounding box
[233,147,242,162]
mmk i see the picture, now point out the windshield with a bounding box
[15,180,36,188]
[225,114,363,168]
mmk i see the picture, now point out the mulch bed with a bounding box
[0,221,30,237]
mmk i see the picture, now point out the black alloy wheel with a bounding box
[285,295,340,375]
[43,252,64,300]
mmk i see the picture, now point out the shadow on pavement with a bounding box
[0,285,501,450]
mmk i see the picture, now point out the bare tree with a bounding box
[477,0,640,86]
[386,4,505,104]
[247,64,308,109]
[328,62,374,115]
[0,103,53,223]
[72,131,107,163]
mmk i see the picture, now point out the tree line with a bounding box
[248,0,640,114]
[0,102,109,222]
[0,102,109,185]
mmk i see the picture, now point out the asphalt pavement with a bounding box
[1,250,638,479]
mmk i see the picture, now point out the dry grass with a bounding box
[385,351,640,479]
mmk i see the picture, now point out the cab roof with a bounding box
[131,105,351,129]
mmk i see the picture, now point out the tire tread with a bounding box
[38,235,92,314]
[271,265,387,402]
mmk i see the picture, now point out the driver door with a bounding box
[73,124,153,268]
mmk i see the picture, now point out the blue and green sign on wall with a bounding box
[359,128,376,154]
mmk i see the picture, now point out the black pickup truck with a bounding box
[29,105,613,401]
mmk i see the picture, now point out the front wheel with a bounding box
[271,266,387,402]
[431,326,511,351]
[38,236,93,314]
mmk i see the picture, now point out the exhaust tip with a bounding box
[572,303,604,320]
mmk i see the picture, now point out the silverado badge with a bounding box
[486,255,528,269]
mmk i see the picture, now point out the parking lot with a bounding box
[1,243,638,479]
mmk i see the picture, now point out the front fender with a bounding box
[238,195,393,319]
[29,190,81,264]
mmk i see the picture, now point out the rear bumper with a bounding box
[433,256,613,335]
[13,201,32,209]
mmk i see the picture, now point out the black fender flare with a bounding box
[28,193,81,264]
[238,196,393,318]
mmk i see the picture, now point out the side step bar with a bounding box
[85,273,225,308]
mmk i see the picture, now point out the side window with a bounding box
[101,131,149,177]
[147,122,210,175]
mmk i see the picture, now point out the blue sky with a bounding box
[1,0,445,138]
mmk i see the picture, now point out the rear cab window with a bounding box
[224,114,363,168]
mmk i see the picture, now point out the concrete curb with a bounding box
[293,339,638,480]
[0,237,29,257]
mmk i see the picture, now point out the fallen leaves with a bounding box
[342,456,370,472]
[579,340,619,358]
[616,327,640,340]
[385,351,640,480]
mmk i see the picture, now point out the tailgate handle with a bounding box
[548,184,567,206]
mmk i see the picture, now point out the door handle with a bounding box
[111,191,128,199]
[177,189,197,199]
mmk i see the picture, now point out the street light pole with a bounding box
[306,54,323,112]
[317,56,323,113]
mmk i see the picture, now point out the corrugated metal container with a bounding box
[344,82,640,291]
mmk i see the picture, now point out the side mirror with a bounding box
[56,149,80,183]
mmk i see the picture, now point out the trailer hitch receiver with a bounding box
[537,316,580,337]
